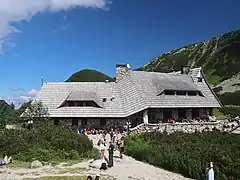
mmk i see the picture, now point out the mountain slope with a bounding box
[66,69,114,82]
[139,29,240,85]
[0,100,10,109]
[139,29,240,105]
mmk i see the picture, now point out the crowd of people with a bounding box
[76,127,126,171]
[96,128,125,170]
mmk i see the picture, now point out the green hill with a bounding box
[0,100,10,109]
[66,69,114,82]
[139,29,240,105]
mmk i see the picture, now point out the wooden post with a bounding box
[143,110,148,124]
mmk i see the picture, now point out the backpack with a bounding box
[100,162,107,170]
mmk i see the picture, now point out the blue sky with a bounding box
[0,0,239,106]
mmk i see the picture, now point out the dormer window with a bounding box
[159,89,204,97]
[58,91,103,108]
[61,100,101,108]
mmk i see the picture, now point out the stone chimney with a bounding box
[116,64,128,82]
[181,66,190,74]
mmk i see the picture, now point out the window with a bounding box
[178,109,186,119]
[188,91,197,96]
[72,119,79,126]
[192,109,199,118]
[176,91,186,95]
[82,119,87,125]
[68,101,75,106]
[100,119,106,126]
[61,100,100,108]
[163,109,172,122]
[164,90,175,95]
[160,90,203,97]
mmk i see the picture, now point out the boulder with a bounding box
[31,160,43,168]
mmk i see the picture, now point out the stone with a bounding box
[30,160,43,168]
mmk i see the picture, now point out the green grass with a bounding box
[56,167,88,174]
[212,108,224,117]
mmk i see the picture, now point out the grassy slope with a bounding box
[139,29,240,105]
[139,29,240,84]
[66,69,114,82]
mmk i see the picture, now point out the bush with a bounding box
[219,106,240,117]
[125,132,240,180]
[217,90,240,106]
[0,122,95,162]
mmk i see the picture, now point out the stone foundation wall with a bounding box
[57,118,126,129]
[130,120,237,134]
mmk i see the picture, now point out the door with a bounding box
[163,109,172,122]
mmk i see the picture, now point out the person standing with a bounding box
[110,128,114,141]
[97,136,106,159]
[118,136,124,159]
[108,141,114,167]
[206,162,214,180]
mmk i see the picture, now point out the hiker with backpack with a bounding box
[117,136,125,159]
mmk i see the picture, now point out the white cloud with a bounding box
[0,0,111,52]
[6,88,39,109]
[20,88,39,100]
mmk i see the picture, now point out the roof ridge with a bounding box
[129,71,148,108]
[44,82,115,84]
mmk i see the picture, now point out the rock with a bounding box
[31,160,43,168]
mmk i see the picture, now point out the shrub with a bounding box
[0,122,94,162]
[125,132,240,180]
[219,106,240,117]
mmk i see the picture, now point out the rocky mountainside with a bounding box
[139,29,240,105]
[66,69,114,82]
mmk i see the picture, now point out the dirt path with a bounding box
[0,134,193,180]
[88,134,192,180]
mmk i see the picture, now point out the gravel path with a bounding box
[88,134,193,180]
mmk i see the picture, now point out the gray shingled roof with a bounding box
[33,68,221,118]
[116,70,221,116]
[63,91,103,107]
[35,82,125,118]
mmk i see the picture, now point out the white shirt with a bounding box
[207,168,214,180]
